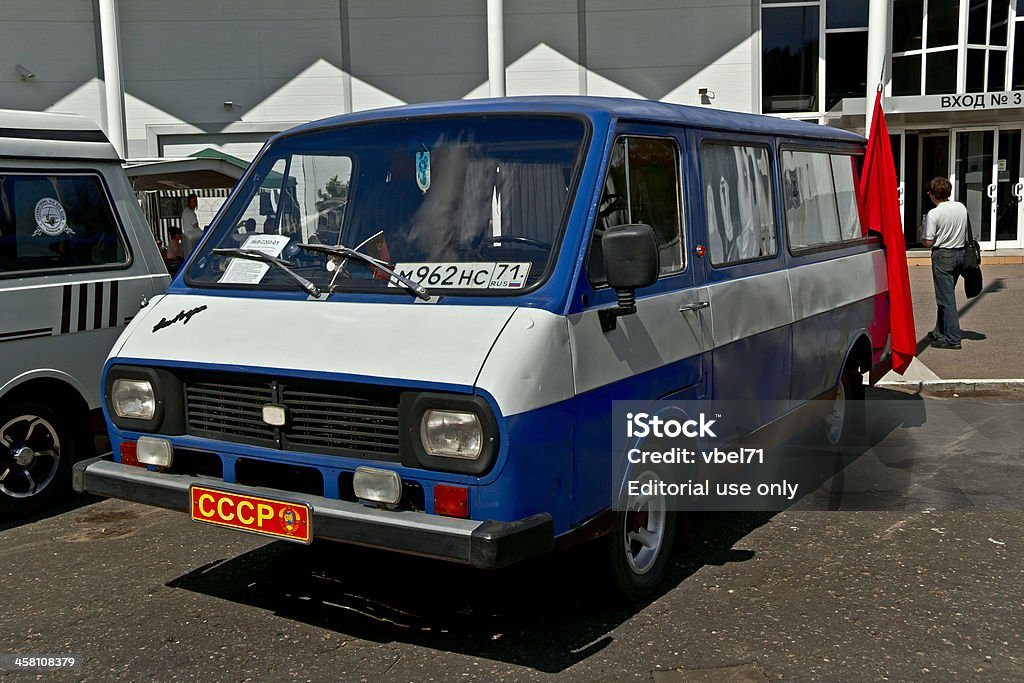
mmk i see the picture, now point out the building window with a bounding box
[891,0,1017,95]
[762,1,868,115]
[762,2,820,113]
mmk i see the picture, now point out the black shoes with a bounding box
[931,340,962,350]
[928,330,942,341]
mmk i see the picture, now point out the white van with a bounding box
[0,110,170,516]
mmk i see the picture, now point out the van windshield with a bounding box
[186,115,587,296]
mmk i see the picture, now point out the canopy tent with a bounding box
[123,148,250,191]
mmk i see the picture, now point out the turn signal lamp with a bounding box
[433,484,469,518]
[119,441,141,467]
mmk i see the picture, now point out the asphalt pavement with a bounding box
[2,390,1023,682]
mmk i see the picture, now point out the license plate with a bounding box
[189,486,312,544]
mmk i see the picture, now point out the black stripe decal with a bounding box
[94,281,104,330]
[77,283,88,332]
[0,127,109,143]
[0,327,52,340]
[61,284,72,334]
[108,280,119,328]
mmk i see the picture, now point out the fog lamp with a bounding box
[111,379,156,420]
[353,466,402,505]
[420,409,482,459]
[136,436,173,468]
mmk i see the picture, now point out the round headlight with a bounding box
[420,409,483,459]
[111,378,156,420]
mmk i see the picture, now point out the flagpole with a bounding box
[865,0,889,132]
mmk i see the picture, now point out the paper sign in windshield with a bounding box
[389,262,531,289]
[219,234,292,285]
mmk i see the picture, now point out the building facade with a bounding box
[2,0,1021,249]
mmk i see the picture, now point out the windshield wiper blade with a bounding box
[212,248,321,297]
[297,243,430,301]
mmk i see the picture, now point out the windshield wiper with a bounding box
[212,248,321,297]
[297,243,430,301]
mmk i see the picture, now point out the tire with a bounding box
[0,400,77,518]
[606,471,676,602]
[824,360,866,450]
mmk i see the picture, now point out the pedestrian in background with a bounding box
[921,177,968,350]
[181,193,203,257]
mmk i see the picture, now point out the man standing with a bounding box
[921,177,969,350]
[181,193,203,257]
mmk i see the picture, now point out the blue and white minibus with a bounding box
[74,97,890,598]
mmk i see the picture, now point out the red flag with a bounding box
[858,90,916,375]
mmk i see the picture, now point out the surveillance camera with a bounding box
[15,64,36,81]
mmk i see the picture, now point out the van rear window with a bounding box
[782,151,864,250]
[0,173,128,276]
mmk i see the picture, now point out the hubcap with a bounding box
[1,415,61,499]
[12,446,34,467]
[825,381,846,446]
[623,472,667,575]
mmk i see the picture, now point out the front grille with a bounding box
[183,373,402,461]
[186,380,276,445]
[282,387,400,457]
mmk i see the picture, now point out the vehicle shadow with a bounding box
[165,387,924,673]
[167,510,766,673]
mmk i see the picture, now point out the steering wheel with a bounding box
[599,192,627,219]
[480,235,552,251]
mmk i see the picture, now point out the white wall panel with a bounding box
[119,0,344,157]
[585,0,754,110]
[347,0,486,108]
[504,0,581,96]
[0,0,99,118]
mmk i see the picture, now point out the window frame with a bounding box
[699,139,781,269]
[0,169,134,281]
[585,133,687,290]
[778,144,875,256]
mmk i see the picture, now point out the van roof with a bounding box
[288,96,865,145]
[0,109,120,162]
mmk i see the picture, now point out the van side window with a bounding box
[0,174,129,275]
[830,154,864,240]
[588,136,684,286]
[700,144,777,266]
[782,150,863,250]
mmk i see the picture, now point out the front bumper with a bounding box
[73,455,553,569]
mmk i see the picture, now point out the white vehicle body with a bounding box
[0,110,170,514]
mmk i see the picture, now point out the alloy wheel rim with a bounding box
[825,381,846,446]
[0,415,61,499]
[623,473,667,575]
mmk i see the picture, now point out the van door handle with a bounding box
[679,301,710,312]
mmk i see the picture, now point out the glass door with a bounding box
[952,128,995,249]
[890,132,905,232]
[995,129,1023,248]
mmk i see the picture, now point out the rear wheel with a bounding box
[607,471,676,602]
[0,401,76,517]
[824,360,866,449]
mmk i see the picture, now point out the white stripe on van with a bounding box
[566,250,888,407]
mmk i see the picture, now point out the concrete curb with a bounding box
[877,378,1024,393]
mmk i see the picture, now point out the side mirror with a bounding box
[599,223,659,331]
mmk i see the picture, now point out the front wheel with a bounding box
[606,473,676,602]
[0,401,76,518]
